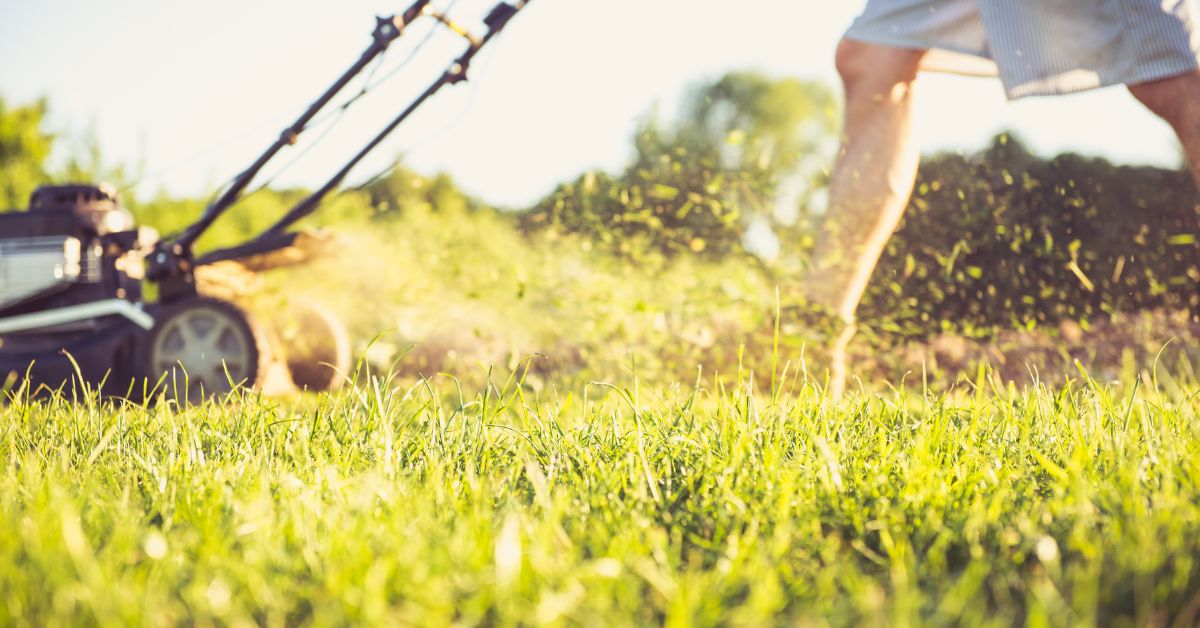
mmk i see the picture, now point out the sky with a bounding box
[0,0,1190,208]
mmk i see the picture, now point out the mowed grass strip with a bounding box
[2,371,1200,625]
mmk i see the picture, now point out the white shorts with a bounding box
[845,0,1200,99]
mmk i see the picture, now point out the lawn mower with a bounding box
[0,0,532,400]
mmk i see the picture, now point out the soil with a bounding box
[870,309,1200,388]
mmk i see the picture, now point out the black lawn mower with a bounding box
[0,0,532,400]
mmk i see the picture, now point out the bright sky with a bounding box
[0,0,1188,208]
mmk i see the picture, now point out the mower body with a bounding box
[0,184,351,399]
[0,184,158,395]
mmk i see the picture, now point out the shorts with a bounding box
[844,0,1200,99]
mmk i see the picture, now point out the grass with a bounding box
[3,363,1200,625]
[3,200,1198,625]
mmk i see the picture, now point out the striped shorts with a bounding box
[845,0,1200,99]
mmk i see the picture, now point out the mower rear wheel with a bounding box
[275,299,351,392]
[143,297,265,402]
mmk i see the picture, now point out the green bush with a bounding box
[858,135,1200,336]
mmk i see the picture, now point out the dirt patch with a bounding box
[874,309,1200,387]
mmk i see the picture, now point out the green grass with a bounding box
[3,200,1199,625]
[3,365,1200,625]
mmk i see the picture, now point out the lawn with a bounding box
[3,208,1200,626]
[3,364,1200,625]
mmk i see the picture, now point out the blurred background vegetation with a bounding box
[2,72,1198,389]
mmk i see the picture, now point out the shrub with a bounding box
[857,135,1200,336]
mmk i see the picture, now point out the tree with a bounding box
[672,71,837,210]
[526,72,837,258]
[0,97,53,209]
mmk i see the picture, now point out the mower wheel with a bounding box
[274,299,351,392]
[142,297,266,401]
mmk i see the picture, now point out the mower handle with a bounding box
[257,0,534,239]
[147,0,435,284]
[153,0,533,287]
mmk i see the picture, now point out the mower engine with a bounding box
[0,184,140,307]
[0,236,94,306]
[0,184,155,395]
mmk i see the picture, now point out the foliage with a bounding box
[360,163,485,218]
[525,72,836,258]
[123,163,482,254]
[127,188,359,254]
[0,97,132,211]
[857,134,1200,336]
[0,97,53,209]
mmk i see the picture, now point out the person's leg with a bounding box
[804,39,927,397]
[1128,70,1200,189]
[808,40,927,321]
